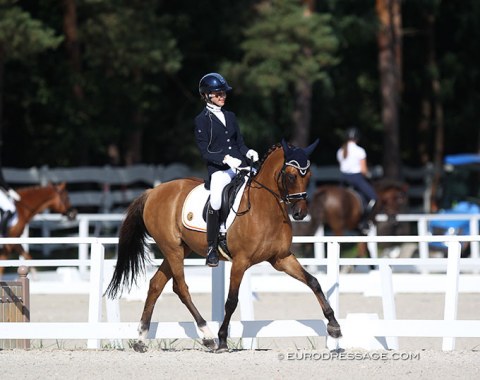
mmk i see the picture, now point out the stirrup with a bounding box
[217,234,232,261]
[206,246,219,267]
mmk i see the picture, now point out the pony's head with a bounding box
[280,139,319,220]
[50,182,78,220]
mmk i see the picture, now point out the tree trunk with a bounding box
[62,0,88,164]
[425,12,444,211]
[124,68,144,165]
[291,79,312,148]
[291,0,315,148]
[376,0,402,180]
[0,44,4,162]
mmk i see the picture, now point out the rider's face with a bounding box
[210,91,227,106]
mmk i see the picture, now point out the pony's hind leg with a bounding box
[133,260,173,353]
[269,253,342,339]
[171,277,217,350]
[166,250,217,350]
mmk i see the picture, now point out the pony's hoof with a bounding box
[202,338,218,351]
[215,345,229,353]
[327,324,343,339]
[132,340,148,353]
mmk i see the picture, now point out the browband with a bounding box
[285,159,310,176]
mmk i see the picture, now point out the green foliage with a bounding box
[0,6,63,60]
[1,0,479,168]
[224,0,338,96]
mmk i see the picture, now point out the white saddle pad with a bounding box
[182,178,248,233]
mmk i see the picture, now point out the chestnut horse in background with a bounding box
[305,179,409,258]
[106,140,342,353]
[0,183,77,278]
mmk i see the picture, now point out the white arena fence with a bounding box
[24,212,480,274]
[1,234,480,352]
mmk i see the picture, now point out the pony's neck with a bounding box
[255,145,283,187]
[18,187,56,222]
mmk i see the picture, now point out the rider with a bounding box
[194,72,259,267]
[336,127,377,233]
[0,167,21,237]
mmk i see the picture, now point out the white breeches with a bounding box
[0,190,16,212]
[210,169,236,210]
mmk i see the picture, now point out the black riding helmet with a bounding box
[345,127,360,141]
[198,73,232,99]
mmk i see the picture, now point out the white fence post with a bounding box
[314,224,325,260]
[326,241,340,350]
[239,269,257,349]
[442,241,461,351]
[79,217,89,276]
[212,261,226,322]
[418,217,429,273]
[87,241,105,349]
[380,263,398,349]
[469,216,479,261]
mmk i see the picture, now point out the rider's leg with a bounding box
[206,207,220,267]
[206,169,235,267]
[0,210,14,237]
[344,174,377,233]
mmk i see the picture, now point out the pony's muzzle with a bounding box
[65,207,78,221]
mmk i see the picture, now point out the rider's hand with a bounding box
[8,188,21,201]
[223,155,242,169]
[246,149,259,163]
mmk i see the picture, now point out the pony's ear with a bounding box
[58,182,66,190]
[281,139,290,154]
[303,138,319,157]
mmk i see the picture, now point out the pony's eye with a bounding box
[286,173,296,183]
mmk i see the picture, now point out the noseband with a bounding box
[277,159,310,204]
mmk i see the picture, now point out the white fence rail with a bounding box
[25,212,480,274]
[1,235,480,351]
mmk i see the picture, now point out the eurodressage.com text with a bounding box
[278,352,421,361]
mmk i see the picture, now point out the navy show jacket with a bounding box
[194,107,250,178]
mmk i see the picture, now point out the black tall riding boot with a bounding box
[206,208,220,267]
[359,200,377,235]
[0,210,13,237]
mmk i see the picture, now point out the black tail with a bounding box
[105,191,151,299]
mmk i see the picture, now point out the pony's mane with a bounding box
[17,185,46,192]
[257,142,282,169]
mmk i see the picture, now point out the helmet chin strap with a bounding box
[202,93,215,104]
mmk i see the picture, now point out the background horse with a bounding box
[295,179,409,258]
[106,140,342,353]
[0,183,77,278]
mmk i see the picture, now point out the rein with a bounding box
[248,162,308,206]
[234,148,310,215]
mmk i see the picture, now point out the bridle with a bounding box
[250,159,310,205]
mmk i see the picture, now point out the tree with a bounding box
[81,1,182,164]
[0,2,62,161]
[376,0,402,179]
[222,0,338,147]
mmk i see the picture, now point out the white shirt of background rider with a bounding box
[337,141,367,174]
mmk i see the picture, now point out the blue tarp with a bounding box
[444,154,480,166]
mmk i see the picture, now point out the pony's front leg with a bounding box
[217,260,248,352]
[270,253,342,339]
